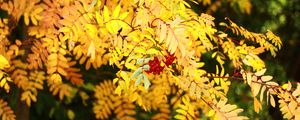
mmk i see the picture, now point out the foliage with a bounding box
[0,0,297,119]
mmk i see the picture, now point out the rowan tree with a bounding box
[0,0,299,120]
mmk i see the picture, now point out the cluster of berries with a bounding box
[146,53,176,75]
[164,53,176,66]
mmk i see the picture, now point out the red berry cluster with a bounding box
[164,53,176,66]
[146,57,164,75]
[146,53,176,75]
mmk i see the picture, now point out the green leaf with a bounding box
[49,108,55,118]
[136,58,144,65]
[144,58,151,63]
[131,67,142,78]
[143,74,150,89]
[82,83,95,91]
[134,74,143,86]
[142,65,150,71]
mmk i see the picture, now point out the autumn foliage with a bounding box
[0,0,299,119]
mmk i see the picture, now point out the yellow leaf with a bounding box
[207,110,215,117]
[159,22,167,43]
[31,15,38,25]
[48,53,58,61]
[255,68,266,76]
[59,48,67,55]
[87,41,96,61]
[282,83,288,89]
[176,109,187,115]
[120,71,129,82]
[24,13,30,25]
[30,93,37,102]
[95,12,103,24]
[260,86,266,102]
[57,67,67,76]
[270,95,276,107]
[252,82,261,97]
[0,55,10,69]
[125,62,136,70]
[114,86,122,96]
[261,76,273,82]
[119,12,129,19]
[146,48,159,55]
[106,22,116,34]
[174,115,186,120]
[4,83,10,93]
[254,97,262,113]
[292,85,300,96]
[134,47,146,54]
[85,24,97,37]
[112,4,121,19]
[47,67,57,74]
[0,77,7,87]
[220,66,225,76]
[246,72,252,85]
[59,27,71,32]
[34,83,43,90]
[51,73,62,84]
[34,7,43,14]
[281,81,292,91]
[103,6,110,22]
[287,81,292,91]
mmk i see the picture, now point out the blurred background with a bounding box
[192,0,300,119]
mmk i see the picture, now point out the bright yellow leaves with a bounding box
[224,18,282,57]
[213,98,247,120]
[46,37,69,85]
[242,53,265,71]
[47,52,68,84]
[1,0,43,25]
[49,73,62,84]
[0,55,11,93]
[175,96,197,120]
[157,17,188,56]
[103,4,130,34]
[0,19,9,39]
[87,41,96,61]
[21,91,37,106]
[27,40,48,70]
[241,69,279,113]
[213,65,230,94]
[19,70,45,106]
[0,55,10,69]
[0,71,12,93]
[0,0,288,119]
[24,7,44,25]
